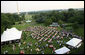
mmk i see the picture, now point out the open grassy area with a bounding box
[1,30,72,54]
[1,14,84,54]
[73,27,84,38]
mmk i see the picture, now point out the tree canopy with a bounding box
[1,13,25,34]
[32,8,84,27]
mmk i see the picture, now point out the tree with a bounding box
[44,18,52,26]
[58,20,64,25]
[32,8,84,28]
[68,17,75,23]
[1,13,25,34]
[72,22,79,29]
[68,8,75,18]
[36,17,45,23]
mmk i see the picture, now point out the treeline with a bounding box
[1,13,25,34]
[32,8,84,27]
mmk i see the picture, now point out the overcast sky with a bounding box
[1,1,84,13]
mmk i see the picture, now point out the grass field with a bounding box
[1,30,71,54]
[1,14,84,54]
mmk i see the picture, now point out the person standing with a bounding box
[18,42,21,47]
[13,44,16,53]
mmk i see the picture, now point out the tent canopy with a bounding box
[26,20,31,23]
[50,22,59,27]
[1,27,22,42]
[55,46,70,54]
[66,38,82,47]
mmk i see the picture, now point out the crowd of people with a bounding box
[2,26,82,54]
[30,26,71,43]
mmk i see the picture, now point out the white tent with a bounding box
[26,20,31,23]
[55,46,70,54]
[66,38,82,48]
[1,27,22,42]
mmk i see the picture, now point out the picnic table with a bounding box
[48,38,52,43]
[37,37,41,40]
[48,32,57,42]
[44,32,54,41]
[39,37,44,41]
[47,31,52,35]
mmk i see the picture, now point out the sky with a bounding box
[1,1,84,13]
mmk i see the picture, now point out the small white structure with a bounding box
[55,46,70,54]
[26,20,31,23]
[1,27,22,43]
[66,38,82,48]
[50,22,59,27]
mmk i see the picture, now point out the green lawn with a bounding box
[1,30,72,54]
[1,14,84,54]
[73,27,84,38]
[1,24,84,54]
